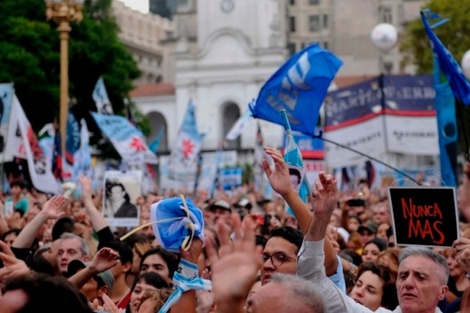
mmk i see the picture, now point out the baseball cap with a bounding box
[357,222,377,234]
[67,259,114,291]
[210,200,231,212]
[234,198,252,210]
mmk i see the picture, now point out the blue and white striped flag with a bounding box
[281,110,310,214]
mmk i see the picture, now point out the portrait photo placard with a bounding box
[103,170,142,227]
[388,187,459,248]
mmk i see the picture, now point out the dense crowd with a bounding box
[1,147,470,313]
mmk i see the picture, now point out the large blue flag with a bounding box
[421,10,470,105]
[250,43,342,136]
[434,57,458,187]
[281,110,310,214]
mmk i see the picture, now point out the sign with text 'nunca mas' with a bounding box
[388,187,458,248]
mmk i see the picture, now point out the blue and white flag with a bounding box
[73,119,92,180]
[225,106,253,140]
[434,57,458,187]
[0,83,15,162]
[421,10,470,105]
[250,43,342,136]
[92,77,114,115]
[281,110,310,213]
[92,113,158,165]
[168,101,202,192]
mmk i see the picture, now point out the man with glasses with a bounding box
[261,226,303,285]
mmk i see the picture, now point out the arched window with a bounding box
[223,102,241,150]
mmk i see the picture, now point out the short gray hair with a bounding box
[271,274,325,313]
[398,246,449,284]
[59,232,89,257]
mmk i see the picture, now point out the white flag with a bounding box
[12,95,60,194]
[225,109,253,140]
[92,77,113,115]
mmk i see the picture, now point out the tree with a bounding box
[0,0,145,147]
[401,0,470,154]
[401,0,470,73]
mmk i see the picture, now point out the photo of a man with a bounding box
[103,170,142,227]
[104,181,138,218]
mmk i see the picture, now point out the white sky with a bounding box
[120,0,149,13]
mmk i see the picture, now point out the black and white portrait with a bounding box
[103,170,142,227]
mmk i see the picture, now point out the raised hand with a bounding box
[262,147,295,197]
[89,247,120,274]
[40,195,67,219]
[0,241,30,283]
[79,175,93,203]
[205,214,262,309]
[311,171,338,216]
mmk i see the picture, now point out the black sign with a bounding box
[388,187,458,248]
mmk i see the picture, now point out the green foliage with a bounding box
[401,0,470,73]
[0,0,144,154]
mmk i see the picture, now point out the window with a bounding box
[289,0,295,5]
[289,16,296,32]
[323,14,328,28]
[309,0,319,5]
[309,15,321,32]
[287,43,296,56]
[381,6,392,24]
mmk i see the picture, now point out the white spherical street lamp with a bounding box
[370,23,398,53]
[461,50,470,80]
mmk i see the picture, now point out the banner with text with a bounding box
[324,77,387,168]
[388,187,458,248]
[382,75,438,155]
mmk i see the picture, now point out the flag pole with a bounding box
[314,131,421,185]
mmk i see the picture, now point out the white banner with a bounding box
[384,115,439,155]
[324,116,387,168]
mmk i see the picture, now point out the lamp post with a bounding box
[461,49,470,80]
[45,0,84,154]
[370,23,398,73]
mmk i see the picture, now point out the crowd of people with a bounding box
[1,148,470,312]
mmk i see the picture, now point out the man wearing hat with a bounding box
[67,247,118,304]
[209,200,232,227]
[357,222,377,249]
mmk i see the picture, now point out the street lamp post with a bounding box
[45,0,84,154]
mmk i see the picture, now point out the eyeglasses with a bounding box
[261,252,295,267]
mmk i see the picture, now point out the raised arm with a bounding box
[68,247,119,289]
[262,147,338,276]
[12,195,66,249]
[207,215,261,313]
[298,172,372,313]
[79,176,108,233]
